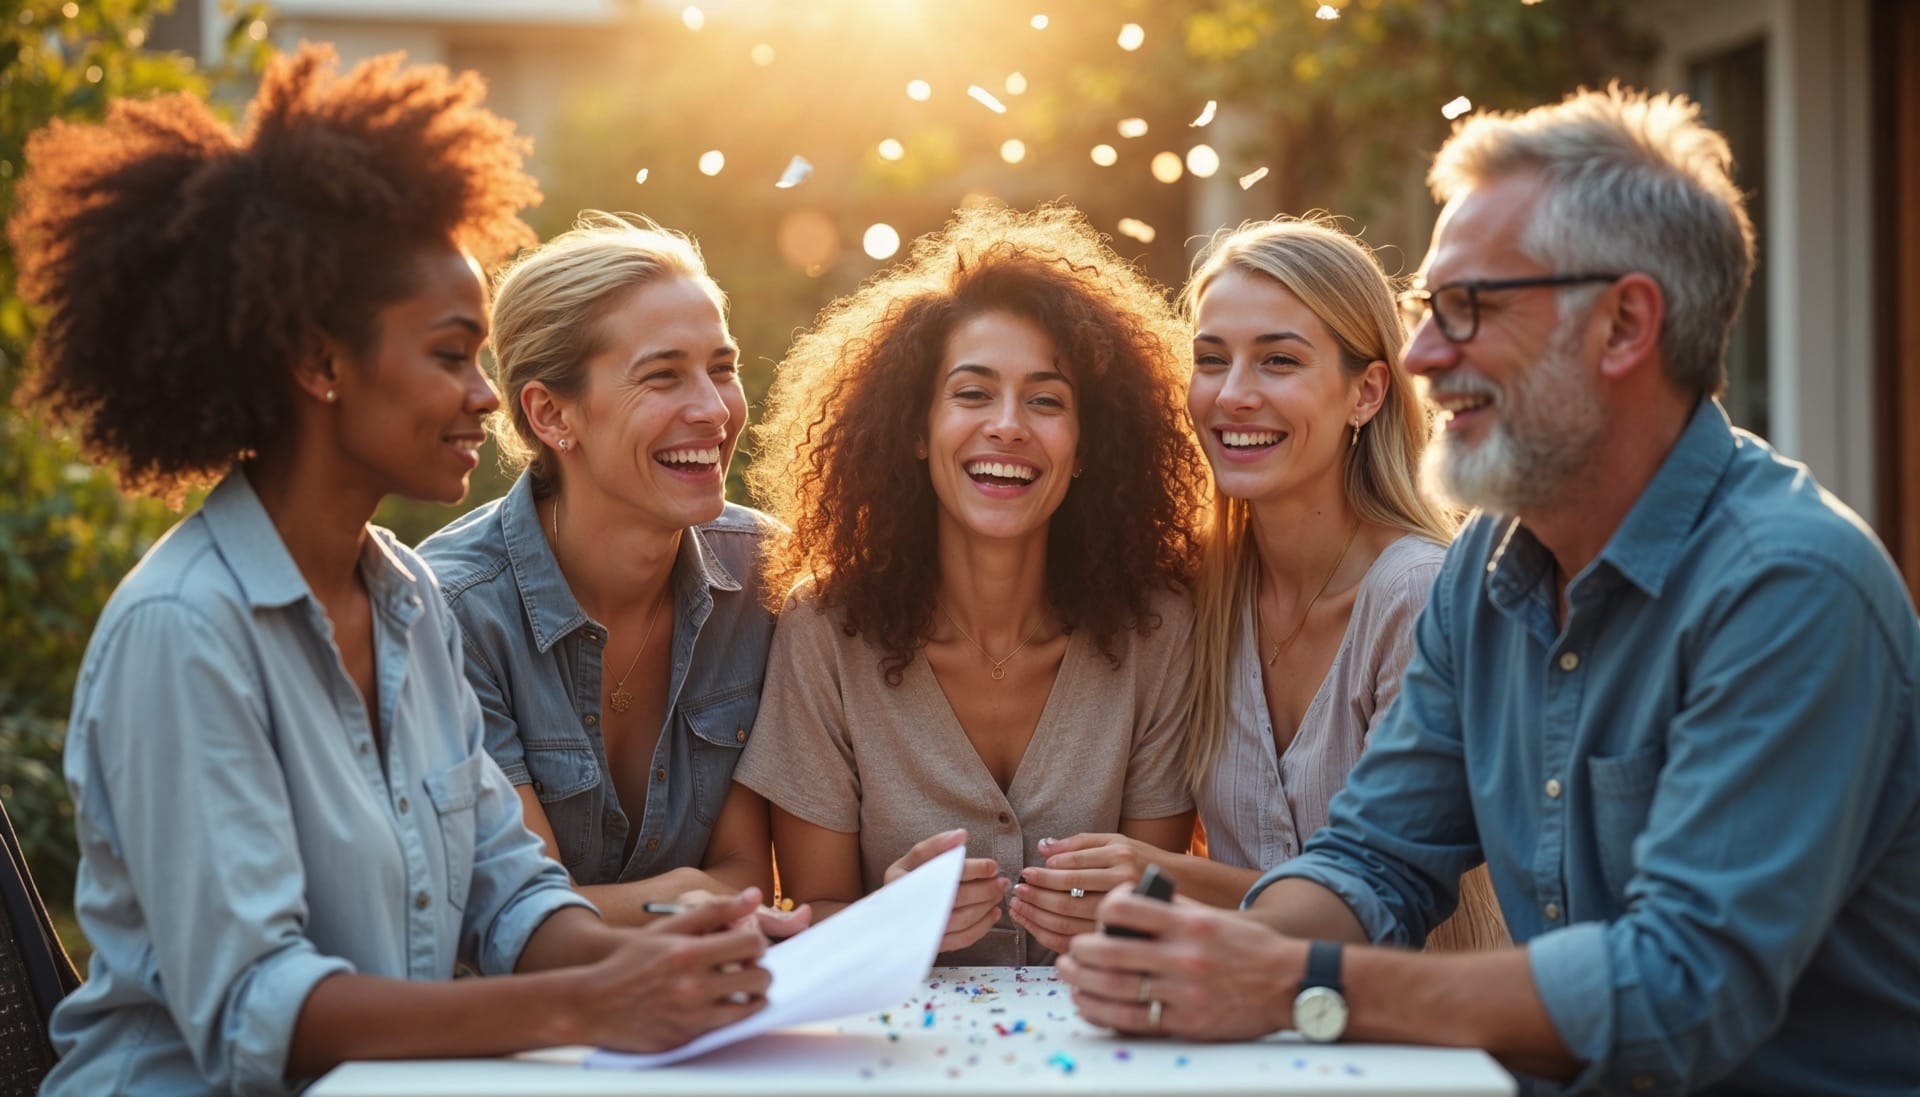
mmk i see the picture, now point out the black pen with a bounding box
[641,901,688,915]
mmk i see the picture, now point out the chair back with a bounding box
[0,798,80,1096]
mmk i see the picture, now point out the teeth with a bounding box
[965,460,1037,481]
[448,438,481,453]
[658,446,721,465]
[1221,430,1282,448]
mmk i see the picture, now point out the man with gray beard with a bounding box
[1061,85,1920,1095]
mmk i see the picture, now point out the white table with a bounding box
[312,967,1516,1096]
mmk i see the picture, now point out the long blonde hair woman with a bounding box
[1036,216,1505,950]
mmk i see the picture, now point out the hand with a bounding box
[1058,884,1299,1042]
[885,829,1006,954]
[561,890,773,1053]
[1008,833,1158,953]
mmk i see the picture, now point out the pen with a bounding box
[641,901,688,915]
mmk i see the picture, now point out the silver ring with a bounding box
[1069,886,1086,899]
[1138,974,1152,1003]
[1147,999,1163,1029]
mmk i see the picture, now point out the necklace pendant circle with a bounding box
[610,687,634,713]
[991,666,1006,681]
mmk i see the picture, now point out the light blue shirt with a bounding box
[44,473,591,1096]
[416,474,778,885]
[1250,401,1920,1094]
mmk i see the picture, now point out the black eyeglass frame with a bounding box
[1397,272,1625,343]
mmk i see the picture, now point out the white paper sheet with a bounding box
[584,845,965,1069]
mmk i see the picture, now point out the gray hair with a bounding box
[489,211,726,492]
[1428,83,1755,396]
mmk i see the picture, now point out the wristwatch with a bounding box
[1293,940,1349,1043]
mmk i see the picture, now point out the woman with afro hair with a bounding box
[16,47,768,1095]
[733,205,1208,965]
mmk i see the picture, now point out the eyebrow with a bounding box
[1193,331,1315,349]
[947,362,1074,386]
[434,315,486,337]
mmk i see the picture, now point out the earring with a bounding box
[556,438,571,451]
[324,389,337,403]
[1350,420,1360,447]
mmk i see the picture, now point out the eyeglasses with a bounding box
[1396,273,1624,343]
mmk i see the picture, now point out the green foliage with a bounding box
[0,0,262,910]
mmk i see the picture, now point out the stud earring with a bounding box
[557,438,571,451]
[324,389,337,403]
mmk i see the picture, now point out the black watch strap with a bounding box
[1304,940,1344,993]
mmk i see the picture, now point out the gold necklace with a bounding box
[555,495,670,714]
[1265,522,1362,666]
[942,608,1047,681]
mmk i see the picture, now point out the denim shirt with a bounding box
[417,474,778,885]
[1250,401,1920,1095]
[43,473,589,1096]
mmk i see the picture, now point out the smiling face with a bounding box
[565,275,745,533]
[331,242,498,505]
[1405,174,1607,513]
[923,310,1079,548]
[1187,267,1365,506]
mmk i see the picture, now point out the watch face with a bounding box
[1294,985,1349,1043]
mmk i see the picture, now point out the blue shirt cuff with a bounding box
[230,946,355,1092]
[1528,922,1614,1094]
[1242,856,1404,945]
[480,884,598,975]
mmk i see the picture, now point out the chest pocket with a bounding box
[682,687,761,826]
[1587,747,1665,899]
[423,752,490,912]
[520,746,601,875]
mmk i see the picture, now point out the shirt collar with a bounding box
[1485,398,1736,605]
[200,469,421,613]
[500,474,745,652]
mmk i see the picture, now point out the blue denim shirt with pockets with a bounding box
[418,473,779,885]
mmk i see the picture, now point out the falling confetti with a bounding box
[1442,95,1473,119]
[681,5,704,31]
[1117,117,1149,139]
[750,42,775,65]
[1090,144,1118,167]
[1030,13,1049,29]
[633,168,650,184]
[878,138,905,161]
[907,79,932,101]
[1315,4,1341,20]
[1117,22,1145,50]
[1186,144,1220,178]
[1116,218,1156,243]
[1190,100,1217,127]
[864,223,901,260]
[968,85,1009,114]
[775,155,813,188]
[999,139,1027,164]
[1238,166,1270,189]
[698,150,725,176]
[1005,72,1028,95]
[1149,151,1183,184]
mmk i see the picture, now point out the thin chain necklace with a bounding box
[942,607,1048,681]
[1264,522,1362,666]
[555,495,670,714]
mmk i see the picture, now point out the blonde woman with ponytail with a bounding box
[1034,217,1505,950]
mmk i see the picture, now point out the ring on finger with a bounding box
[1069,886,1086,899]
[1148,999,1164,1029]
[1138,974,1152,1003]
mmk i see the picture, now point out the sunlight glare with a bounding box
[1117,218,1156,244]
[1117,23,1145,51]
[1000,139,1027,164]
[698,150,725,176]
[1090,144,1118,167]
[1186,144,1220,178]
[1150,151,1183,184]
[878,138,906,161]
[1117,117,1148,139]
[681,6,705,31]
[864,223,902,261]
[907,79,933,101]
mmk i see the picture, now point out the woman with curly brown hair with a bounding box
[733,205,1208,965]
[15,47,767,1095]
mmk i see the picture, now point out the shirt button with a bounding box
[735,728,747,742]
[415,891,430,911]
[996,812,1012,824]
[653,768,666,782]
[1544,902,1561,921]
[1544,779,1562,799]
[584,713,598,727]
[1558,652,1580,671]
[358,742,370,755]
[646,838,660,852]
[397,796,409,814]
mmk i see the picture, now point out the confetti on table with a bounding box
[1175,1054,1191,1067]
[967,85,1009,114]
[1115,1048,1132,1061]
[1047,1050,1077,1074]
[1190,100,1217,127]
[1239,166,1269,189]
[774,155,813,188]
[1442,95,1473,120]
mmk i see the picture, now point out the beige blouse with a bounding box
[735,587,1195,966]
[1198,535,1444,870]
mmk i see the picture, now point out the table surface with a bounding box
[312,967,1517,1097]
